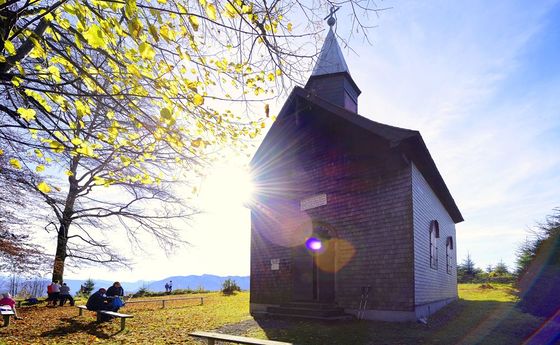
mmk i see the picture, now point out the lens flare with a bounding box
[306,237,322,251]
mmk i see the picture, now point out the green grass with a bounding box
[459,283,518,301]
[0,285,545,344]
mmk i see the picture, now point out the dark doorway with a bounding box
[292,226,335,302]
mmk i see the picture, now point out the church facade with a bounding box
[249,24,463,321]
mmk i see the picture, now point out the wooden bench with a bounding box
[76,305,133,331]
[77,305,88,316]
[98,311,133,331]
[189,331,292,345]
[126,296,204,308]
[1,308,15,327]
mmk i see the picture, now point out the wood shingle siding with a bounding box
[412,163,458,306]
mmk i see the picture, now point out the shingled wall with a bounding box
[250,118,416,311]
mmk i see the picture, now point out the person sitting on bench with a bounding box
[106,282,125,312]
[86,288,113,321]
[0,293,23,320]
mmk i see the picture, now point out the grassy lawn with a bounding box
[0,292,251,344]
[0,284,544,344]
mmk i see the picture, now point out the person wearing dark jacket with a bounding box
[106,282,124,297]
[106,282,125,312]
[59,283,75,306]
[86,288,107,311]
[86,288,113,321]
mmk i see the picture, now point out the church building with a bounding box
[249,18,463,322]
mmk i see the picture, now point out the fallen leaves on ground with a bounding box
[0,292,250,344]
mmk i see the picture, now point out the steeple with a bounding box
[310,29,349,77]
[305,7,361,113]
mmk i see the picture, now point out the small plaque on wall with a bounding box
[271,259,280,271]
[300,193,327,211]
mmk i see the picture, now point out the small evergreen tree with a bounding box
[457,253,482,282]
[81,278,95,296]
[493,260,509,275]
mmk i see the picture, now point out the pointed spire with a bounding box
[311,28,350,77]
[305,6,361,112]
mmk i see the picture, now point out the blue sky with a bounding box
[346,0,560,270]
[66,1,560,281]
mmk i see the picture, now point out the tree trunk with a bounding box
[52,225,69,282]
[51,158,80,282]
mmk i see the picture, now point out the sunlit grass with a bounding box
[459,283,518,302]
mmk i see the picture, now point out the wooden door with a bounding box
[292,238,335,302]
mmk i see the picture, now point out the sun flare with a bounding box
[199,164,254,211]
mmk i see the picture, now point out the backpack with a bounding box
[47,284,53,294]
[112,297,124,309]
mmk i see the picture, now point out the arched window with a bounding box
[446,236,454,274]
[430,220,439,269]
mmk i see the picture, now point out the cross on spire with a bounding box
[324,6,341,27]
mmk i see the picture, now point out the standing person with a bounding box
[51,281,61,306]
[164,282,170,294]
[168,281,172,294]
[0,293,23,320]
[46,282,54,306]
[59,283,75,306]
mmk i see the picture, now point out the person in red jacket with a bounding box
[46,283,54,306]
[0,293,23,320]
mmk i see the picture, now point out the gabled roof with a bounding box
[252,87,464,223]
[311,29,350,77]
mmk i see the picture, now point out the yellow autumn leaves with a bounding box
[37,181,52,193]
[4,156,51,194]
[139,42,156,60]
[82,25,106,49]
[17,108,36,121]
[2,0,286,197]
[9,158,22,169]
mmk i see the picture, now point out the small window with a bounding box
[429,220,439,269]
[446,236,454,274]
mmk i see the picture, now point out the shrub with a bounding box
[133,287,150,298]
[221,279,241,295]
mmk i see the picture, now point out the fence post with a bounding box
[162,300,166,308]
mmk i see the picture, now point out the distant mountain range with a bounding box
[49,275,250,295]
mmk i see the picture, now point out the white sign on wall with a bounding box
[300,193,327,211]
[271,259,280,271]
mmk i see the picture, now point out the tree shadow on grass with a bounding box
[40,317,123,339]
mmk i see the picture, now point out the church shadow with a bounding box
[252,315,371,345]
[251,299,540,345]
[40,317,122,339]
